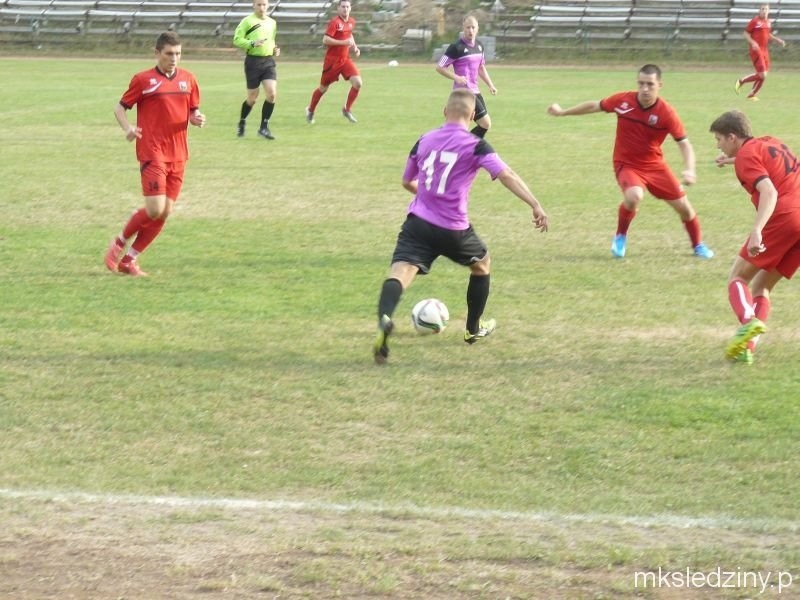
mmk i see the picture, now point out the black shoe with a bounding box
[258,125,274,140]
[373,314,394,364]
[237,120,245,137]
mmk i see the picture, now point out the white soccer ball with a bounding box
[387,59,399,67]
[411,298,449,335]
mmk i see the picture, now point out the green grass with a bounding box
[1,56,799,597]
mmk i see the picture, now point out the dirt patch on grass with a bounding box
[0,493,795,599]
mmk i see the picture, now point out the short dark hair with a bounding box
[639,64,662,79]
[709,110,753,138]
[156,31,181,50]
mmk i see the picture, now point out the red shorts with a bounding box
[749,48,769,73]
[739,211,800,279]
[614,163,684,201]
[320,58,359,87]
[140,160,186,199]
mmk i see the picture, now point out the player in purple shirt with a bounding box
[372,89,549,364]
[435,15,497,139]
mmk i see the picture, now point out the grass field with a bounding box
[1,55,799,598]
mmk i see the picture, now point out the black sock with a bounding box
[240,101,252,121]
[261,100,275,125]
[470,125,488,138]
[466,274,490,333]
[377,278,403,322]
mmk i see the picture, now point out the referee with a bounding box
[233,0,280,139]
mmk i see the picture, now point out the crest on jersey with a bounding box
[648,115,658,126]
[179,81,188,91]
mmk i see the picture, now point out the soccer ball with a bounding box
[411,298,449,335]
[387,59,399,67]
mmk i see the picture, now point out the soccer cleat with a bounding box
[305,107,315,124]
[693,242,715,259]
[258,125,274,140]
[342,108,358,123]
[464,318,497,344]
[611,233,627,258]
[117,257,148,277]
[237,120,245,137]
[735,348,754,365]
[734,79,742,95]
[725,318,766,361]
[104,238,125,272]
[373,314,394,364]
[747,96,759,102]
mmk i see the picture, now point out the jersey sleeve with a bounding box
[119,74,142,109]
[324,17,339,37]
[475,140,509,179]
[232,16,253,49]
[402,140,421,182]
[599,92,624,113]
[665,104,687,141]
[437,43,458,67]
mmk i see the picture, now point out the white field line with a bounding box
[0,487,797,534]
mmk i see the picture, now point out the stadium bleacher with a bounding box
[0,0,331,42]
[3,0,800,52]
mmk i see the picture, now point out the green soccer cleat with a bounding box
[373,314,394,364]
[464,318,496,344]
[734,348,754,365]
[725,318,766,361]
[734,79,742,95]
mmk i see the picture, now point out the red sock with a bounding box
[740,73,759,84]
[345,87,360,112]
[131,217,165,253]
[309,89,323,112]
[122,208,149,240]
[748,295,771,351]
[753,295,771,321]
[728,278,755,324]
[616,204,636,235]
[683,216,702,247]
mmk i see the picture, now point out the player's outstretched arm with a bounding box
[497,168,548,232]
[547,100,601,117]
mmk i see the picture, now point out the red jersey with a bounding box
[746,16,771,50]
[734,136,800,214]
[324,15,355,62]
[120,66,201,163]
[599,91,686,169]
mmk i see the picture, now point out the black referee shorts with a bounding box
[390,213,488,274]
[244,55,277,89]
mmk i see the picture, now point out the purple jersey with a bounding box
[403,122,508,230]
[437,37,485,94]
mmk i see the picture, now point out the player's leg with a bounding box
[239,58,262,136]
[374,215,433,363]
[258,77,277,139]
[611,168,645,257]
[342,65,362,122]
[307,82,330,123]
[748,70,767,99]
[470,94,490,138]
[726,257,766,360]
[464,256,495,343]
[650,167,714,258]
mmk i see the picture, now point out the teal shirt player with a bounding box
[233,13,278,56]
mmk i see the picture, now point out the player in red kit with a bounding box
[735,4,785,101]
[547,64,713,260]
[305,0,361,124]
[711,110,800,364]
[104,31,205,277]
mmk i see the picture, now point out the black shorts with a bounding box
[391,213,488,274]
[244,55,277,89]
[474,93,488,121]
